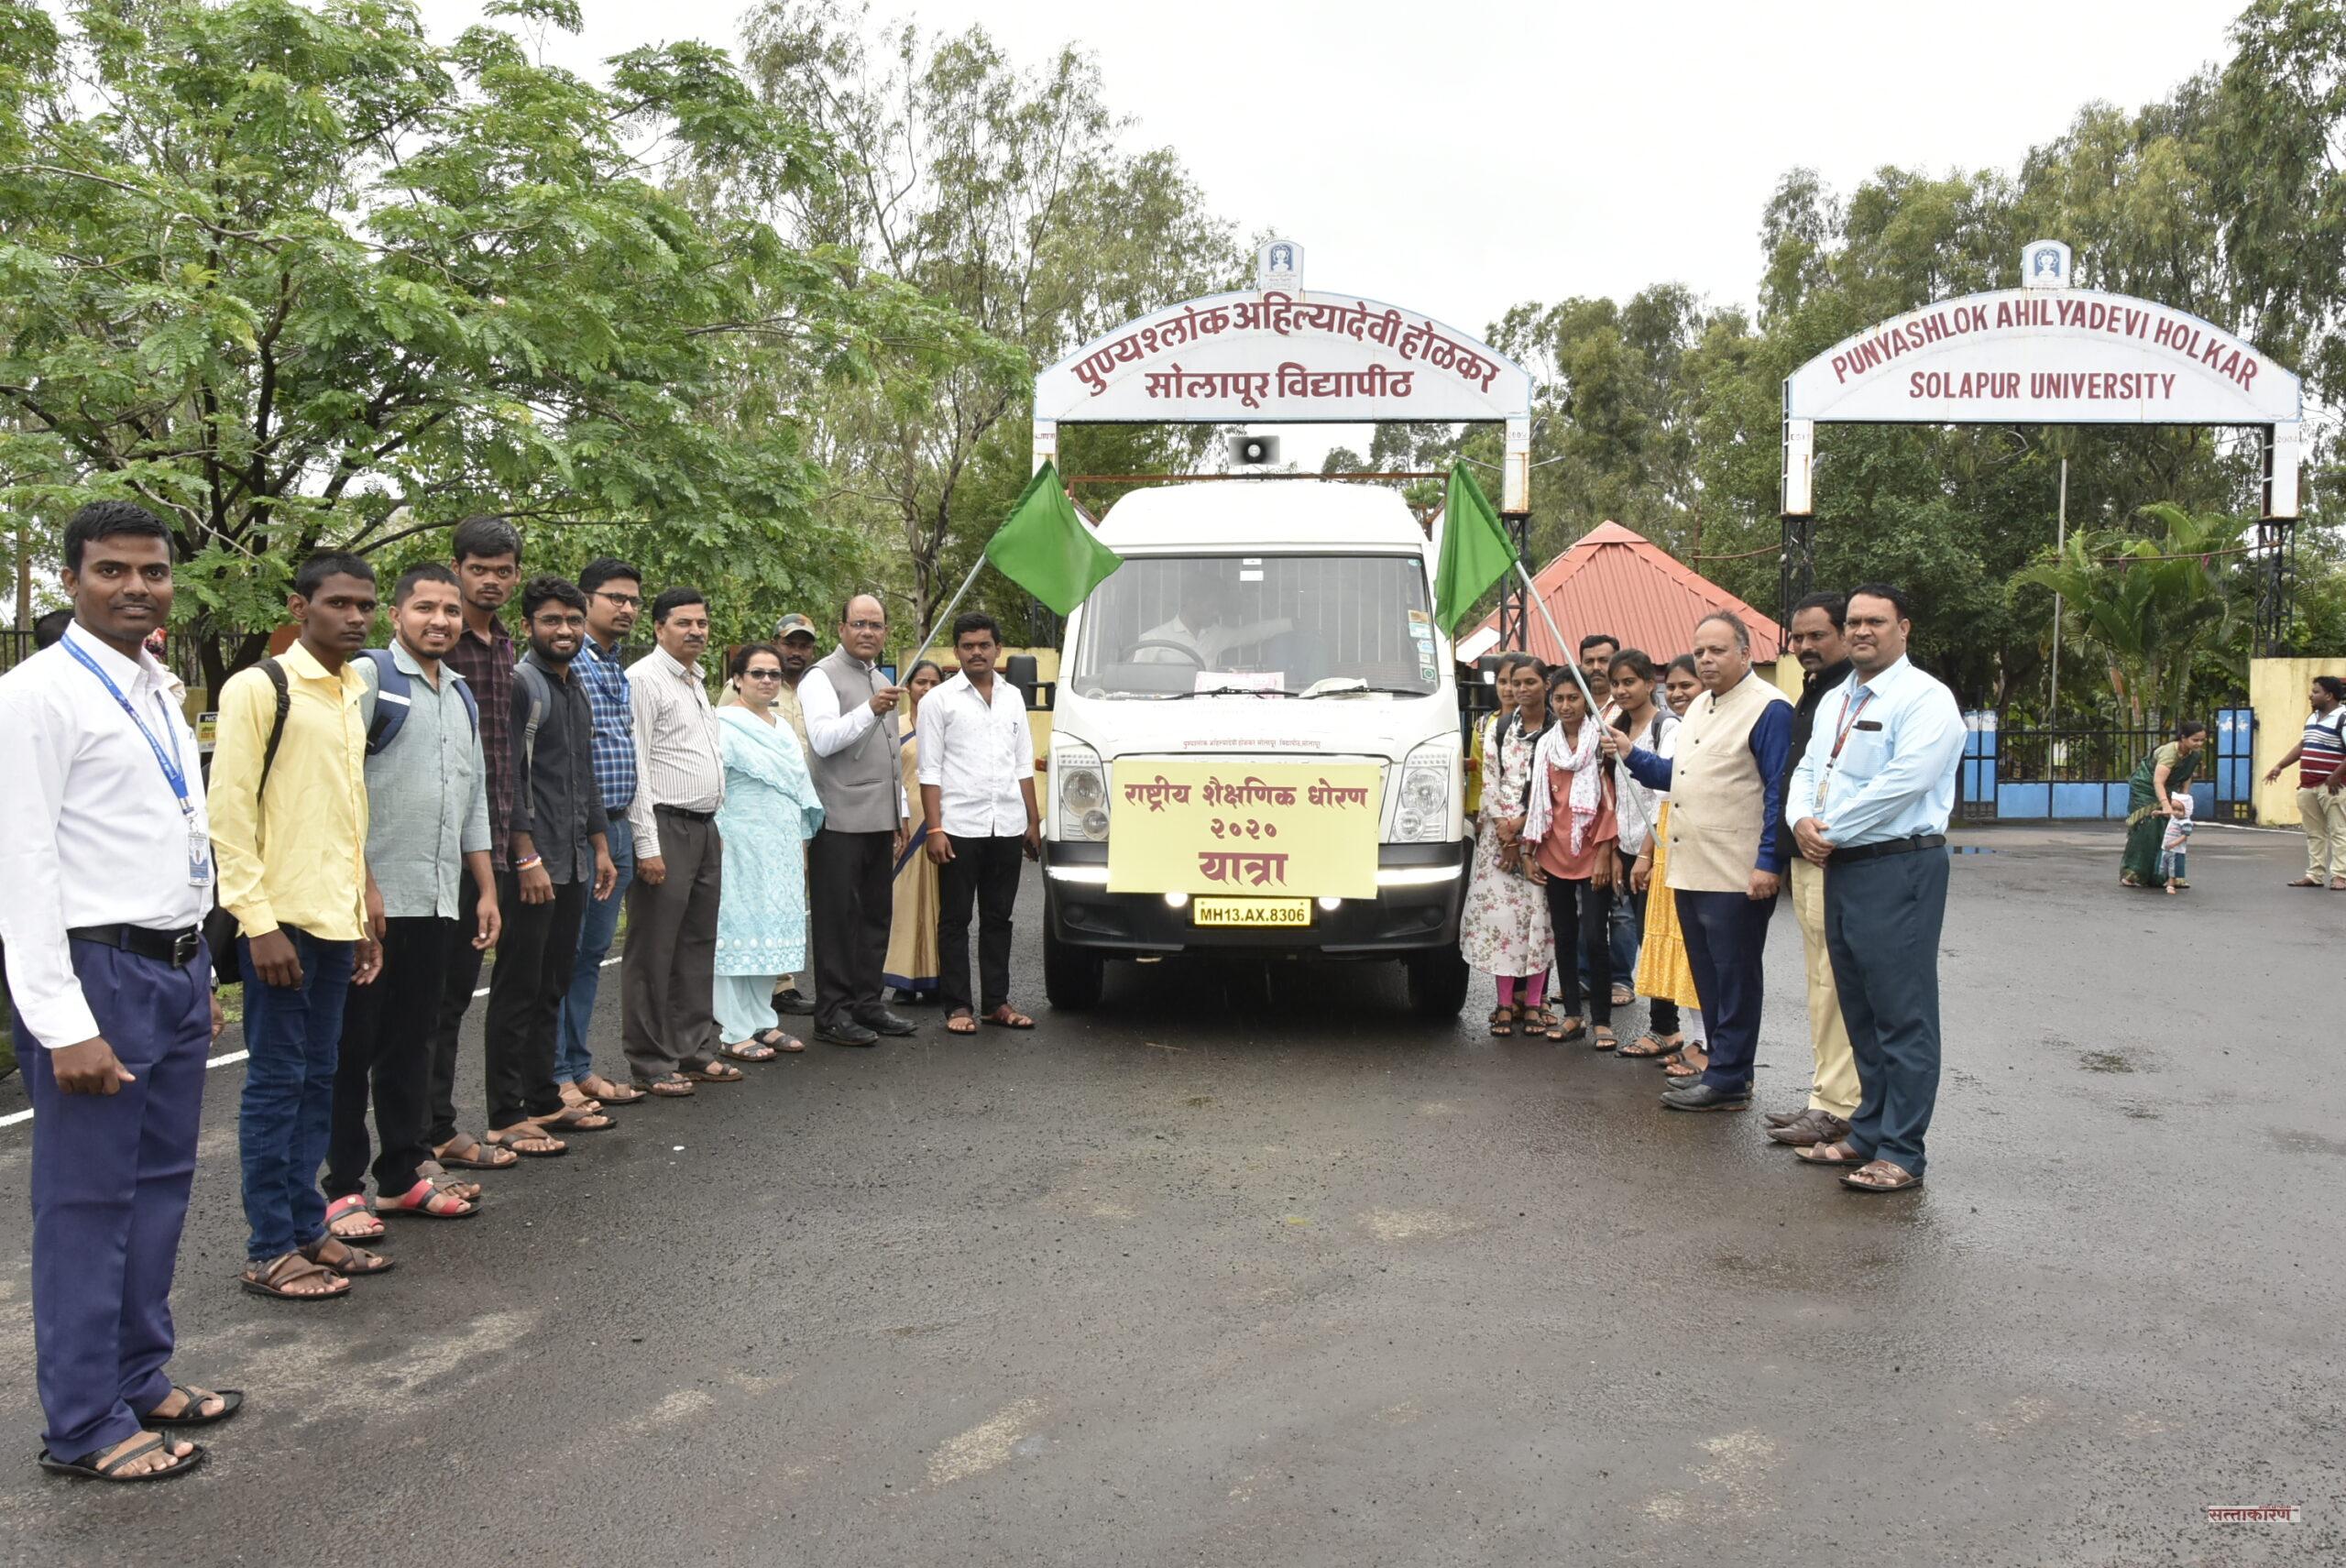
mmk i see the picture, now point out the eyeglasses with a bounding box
[742,669,784,681]
[594,591,641,609]
[843,619,885,632]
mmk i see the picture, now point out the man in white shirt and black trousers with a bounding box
[920,614,1042,1035]
[0,501,231,1483]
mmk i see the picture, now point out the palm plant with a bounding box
[2014,503,2249,727]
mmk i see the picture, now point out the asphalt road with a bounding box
[0,824,2339,1566]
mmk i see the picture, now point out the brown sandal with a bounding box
[636,1073,696,1098]
[1589,1025,1618,1051]
[576,1073,646,1106]
[683,1060,744,1084]
[983,1005,1036,1029]
[533,1104,614,1134]
[1487,1005,1517,1038]
[239,1251,350,1302]
[301,1235,393,1277]
[485,1123,567,1157]
[947,1011,979,1035]
[433,1133,519,1171]
[1663,1047,1708,1079]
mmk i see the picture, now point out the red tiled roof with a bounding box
[1468,521,1781,664]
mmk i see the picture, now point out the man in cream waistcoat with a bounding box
[1607,611,1792,1113]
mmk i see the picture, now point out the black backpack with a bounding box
[201,659,298,987]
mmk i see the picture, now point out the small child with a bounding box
[2160,791,2194,894]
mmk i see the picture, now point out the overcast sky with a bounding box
[418,0,2243,335]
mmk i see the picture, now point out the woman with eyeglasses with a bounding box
[883,660,946,1004]
[711,643,827,1059]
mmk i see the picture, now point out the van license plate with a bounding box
[1192,898,1311,927]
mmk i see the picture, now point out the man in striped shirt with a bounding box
[2266,674,2346,889]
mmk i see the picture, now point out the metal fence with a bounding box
[1957,709,2256,824]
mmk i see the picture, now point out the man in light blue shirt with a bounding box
[1788,583,1963,1194]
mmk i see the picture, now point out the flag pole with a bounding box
[906,556,988,673]
[1512,558,1655,845]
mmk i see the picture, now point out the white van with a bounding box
[1040,480,1471,1017]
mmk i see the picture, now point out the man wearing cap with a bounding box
[768,611,819,1015]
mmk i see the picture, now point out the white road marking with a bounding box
[0,955,621,1130]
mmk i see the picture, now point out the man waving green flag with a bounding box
[1431,462,1517,630]
[985,460,1124,616]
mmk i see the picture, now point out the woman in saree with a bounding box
[2121,719,2208,890]
[712,643,827,1059]
[883,661,946,1004]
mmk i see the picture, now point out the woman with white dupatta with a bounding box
[1521,667,1620,1047]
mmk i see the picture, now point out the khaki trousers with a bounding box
[2301,785,2346,881]
[1791,858,1859,1118]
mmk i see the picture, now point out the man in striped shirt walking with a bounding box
[2267,674,2346,889]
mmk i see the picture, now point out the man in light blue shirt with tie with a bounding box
[1789,583,1964,1193]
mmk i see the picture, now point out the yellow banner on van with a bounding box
[1107,762,1381,897]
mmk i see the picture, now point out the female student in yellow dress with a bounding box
[883,660,946,1004]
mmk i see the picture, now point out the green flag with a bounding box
[1431,462,1517,630]
[984,460,1124,616]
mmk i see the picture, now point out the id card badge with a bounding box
[187,812,214,887]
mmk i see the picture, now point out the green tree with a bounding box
[743,1,1242,644]
[2013,503,2251,726]
[0,0,985,685]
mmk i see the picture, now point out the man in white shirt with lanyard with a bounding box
[919,613,1042,1035]
[0,502,230,1482]
[1790,583,1965,1194]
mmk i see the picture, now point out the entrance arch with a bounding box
[1032,241,1540,643]
[1778,240,2305,651]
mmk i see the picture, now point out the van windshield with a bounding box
[1069,554,1442,699]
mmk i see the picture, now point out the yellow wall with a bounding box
[1763,657,1801,701]
[2250,656,2342,826]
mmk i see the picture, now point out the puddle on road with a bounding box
[2079,1050,2134,1073]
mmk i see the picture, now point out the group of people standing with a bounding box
[1460,587,1966,1197]
[0,501,1041,1482]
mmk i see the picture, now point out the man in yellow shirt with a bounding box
[209,553,384,1303]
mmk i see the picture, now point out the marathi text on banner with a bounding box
[1106,762,1381,897]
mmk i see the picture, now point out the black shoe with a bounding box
[858,1009,917,1037]
[1660,1081,1751,1113]
[815,1020,879,1047]
[773,989,815,1016]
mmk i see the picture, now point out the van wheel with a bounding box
[1404,947,1470,1020]
[1044,926,1104,1011]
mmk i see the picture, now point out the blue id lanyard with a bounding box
[63,635,212,885]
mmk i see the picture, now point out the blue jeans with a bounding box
[556,811,632,1084]
[1607,852,1641,984]
[238,926,355,1263]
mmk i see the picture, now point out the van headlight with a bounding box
[1056,741,1109,840]
[1394,738,1453,842]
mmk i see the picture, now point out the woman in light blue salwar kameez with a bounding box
[712,643,826,1058]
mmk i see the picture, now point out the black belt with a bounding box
[68,923,204,967]
[608,806,631,822]
[654,804,716,823]
[1830,833,1946,865]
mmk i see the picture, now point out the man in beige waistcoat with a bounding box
[1606,612,1792,1113]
